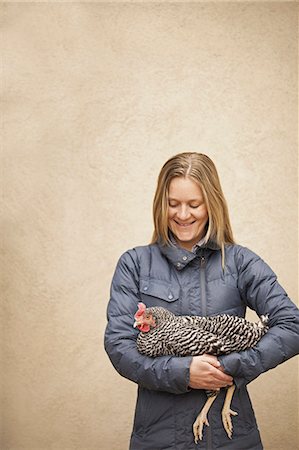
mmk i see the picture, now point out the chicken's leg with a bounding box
[193,394,217,443]
[221,384,238,439]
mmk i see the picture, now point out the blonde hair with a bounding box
[150,152,236,269]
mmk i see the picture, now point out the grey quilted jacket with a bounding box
[104,237,299,450]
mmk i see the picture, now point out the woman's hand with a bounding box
[189,354,233,390]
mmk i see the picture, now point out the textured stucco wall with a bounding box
[2,2,298,450]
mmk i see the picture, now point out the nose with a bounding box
[176,205,191,220]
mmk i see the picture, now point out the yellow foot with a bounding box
[222,407,238,439]
[193,412,210,444]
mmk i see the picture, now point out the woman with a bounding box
[104,152,299,449]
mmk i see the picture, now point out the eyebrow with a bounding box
[168,197,202,202]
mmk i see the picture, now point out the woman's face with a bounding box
[167,176,209,251]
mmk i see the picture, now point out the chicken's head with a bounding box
[133,302,156,332]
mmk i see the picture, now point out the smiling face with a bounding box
[167,176,209,251]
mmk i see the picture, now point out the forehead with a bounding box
[168,177,204,201]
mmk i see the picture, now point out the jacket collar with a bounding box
[157,231,220,270]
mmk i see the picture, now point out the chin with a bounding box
[176,234,195,242]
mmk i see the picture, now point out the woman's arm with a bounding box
[218,246,299,388]
[104,250,193,394]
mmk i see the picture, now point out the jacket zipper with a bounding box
[199,251,213,450]
[200,254,207,316]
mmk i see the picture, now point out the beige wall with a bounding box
[2,2,298,450]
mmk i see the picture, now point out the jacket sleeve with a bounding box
[104,249,193,394]
[218,246,299,388]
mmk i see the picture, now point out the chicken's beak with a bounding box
[133,320,140,328]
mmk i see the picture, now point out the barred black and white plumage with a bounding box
[136,305,269,359]
[133,303,269,442]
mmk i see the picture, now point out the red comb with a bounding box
[134,302,146,318]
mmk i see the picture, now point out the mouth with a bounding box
[174,220,196,227]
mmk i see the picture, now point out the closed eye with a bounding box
[169,204,201,208]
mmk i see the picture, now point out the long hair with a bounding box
[150,152,236,269]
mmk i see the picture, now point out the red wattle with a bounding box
[140,324,150,333]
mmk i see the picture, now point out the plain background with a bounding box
[1,1,298,449]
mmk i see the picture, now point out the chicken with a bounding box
[133,302,269,443]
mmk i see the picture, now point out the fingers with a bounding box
[192,382,229,390]
[206,379,231,390]
[198,356,233,382]
[209,381,232,390]
[204,366,233,389]
[205,361,232,383]
[189,355,234,390]
[190,380,232,390]
[200,354,220,367]
[212,367,233,384]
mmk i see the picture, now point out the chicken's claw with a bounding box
[193,395,217,443]
[222,407,238,439]
[193,411,209,443]
[221,384,237,439]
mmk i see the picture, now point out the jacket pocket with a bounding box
[139,278,180,309]
[132,387,151,437]
[238,388,258,431]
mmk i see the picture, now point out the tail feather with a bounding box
[258,314,269,328]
